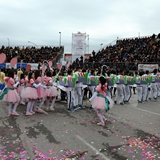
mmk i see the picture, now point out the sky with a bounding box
[0,0,160,54]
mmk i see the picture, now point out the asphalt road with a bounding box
[0,94,160,160]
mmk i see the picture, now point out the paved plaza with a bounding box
[0,94,160,160]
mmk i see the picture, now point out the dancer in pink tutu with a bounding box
[0,69,20,116]
[21,71,43,116]
[17,73,26,105]
[33,70,46,113]
[90,76,111,126]
[44,71,58,111]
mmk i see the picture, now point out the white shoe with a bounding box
[50,106,55,111]
[45,108,49,112]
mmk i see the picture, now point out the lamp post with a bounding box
[100,43,103,49]
[28,41,38,48]
[59,32,61,46]
[138,32,140,38]
[7,38,10,47]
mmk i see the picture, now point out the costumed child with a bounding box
[44,71,58,111]
[17,73,26,105]
[0,68,6,93]
[65,69,75,112]
[21,71,44,115]
[88,76,114,126]
[0,69,20,116]
[33,70,46,113]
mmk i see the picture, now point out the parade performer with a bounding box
[89,76,113,126]
[150,69,158,100]
[73,67,84,110]
[17,73,26,105]
[43,71,58,111]
[0,68,6,93]
[114,70,125,105]
[142,70,150,102]
[0,69,20,116]
[109,70,117,98]
[88,70,96,97]
[65,69,75,112]
[157,72,160,97]
[0,53,6,93]
[33,70,46,113]
[21,71,43,115]
[135,71,143,103]
[124,71,132,104]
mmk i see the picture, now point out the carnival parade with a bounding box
[0,51,160,128]
[0,0,160,158]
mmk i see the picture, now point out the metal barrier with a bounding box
[71,62,160,71]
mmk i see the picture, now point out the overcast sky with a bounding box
[0,0,160,53]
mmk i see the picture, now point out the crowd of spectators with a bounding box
[71,33,160,71]
[0,46,63,63]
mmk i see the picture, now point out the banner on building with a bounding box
[0,63,38,70]
[17,63,27,69]
[0,63,6,69]
[138,64,158,72]
[84,54,91,59]
[72,32,87,62]
[64,54,72,63]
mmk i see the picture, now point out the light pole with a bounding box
[59,32,61,46]
[28,41,38,48]
[7,38,10,47]
[100,43,103,49]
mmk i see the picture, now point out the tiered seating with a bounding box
[71,33,160,70]
[0,46,63,63]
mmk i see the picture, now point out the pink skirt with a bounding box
[17,86,24,94]
[21,87,38,100]
[92,96,106,110]
[92,96,114,111]
[44,86,58,97]
[36,86,44,99]
[3,89,20,103]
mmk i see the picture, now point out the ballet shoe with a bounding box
[97,122,105,126]
[11,112,20,116]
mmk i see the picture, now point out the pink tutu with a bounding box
[44,86,58,97]
[92,96,106,110]
[3,89,20,103]
[92,95,114,111]
[36,86,44,99]
[21,87,38,100]
[17,86,24,94]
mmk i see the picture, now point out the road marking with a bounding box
[128,105,160,116]
[76,135,110,160]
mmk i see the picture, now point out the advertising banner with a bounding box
[138,64,158,72]
[0,63,6,69]
[64,54,72,63]
[72,32,87,62]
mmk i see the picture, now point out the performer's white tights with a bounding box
[30,100,36,112]
[26,100,35,113]
[38,99,44,109]
[51,97,56,107]
[46,98,50,109]
[34,98,44,110]
[8,102,19,114]
[26,101,31,113]
[95,109,105,123]
[8,103,12,114]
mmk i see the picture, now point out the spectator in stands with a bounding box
[71,34,160,71]
[0,46,63,64]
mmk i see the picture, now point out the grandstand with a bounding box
[0,45,64,68]
[1,33,160,72]
[70,33,160,71]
